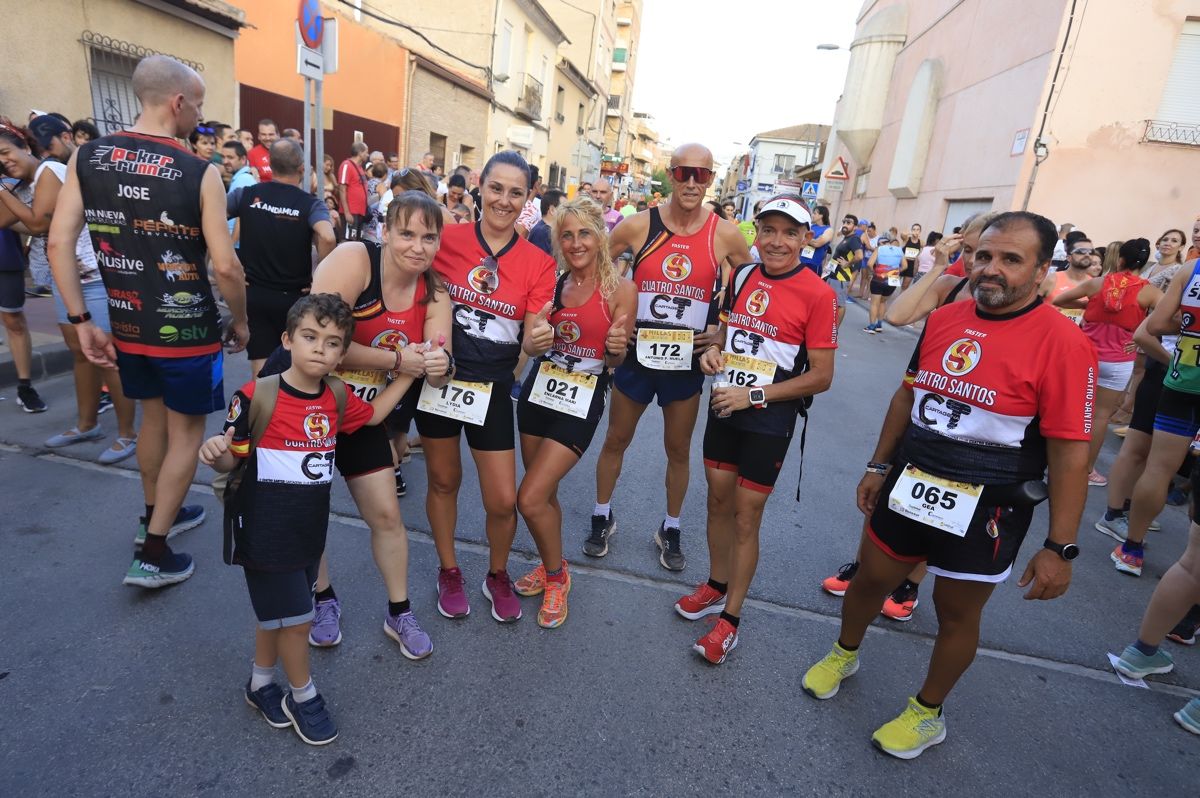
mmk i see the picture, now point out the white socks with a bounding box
[250,663,274,691]
[593,502,611,518]
[291,678,317,703]
[664,515,681,531]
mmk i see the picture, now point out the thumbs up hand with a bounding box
[422,334,451,379]
[199,427,236,466]
[605,313,629,357]
[527,302,555,355]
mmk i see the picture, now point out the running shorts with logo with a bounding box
[244,561,319,629]
[1153,384,1200,438]
[116,350,225,415]
[1156,261,1200,436]
[882,298,1095,581]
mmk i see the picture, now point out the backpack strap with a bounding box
[727,262,760,311]
[323,375,348,429]
[247,374,281,450]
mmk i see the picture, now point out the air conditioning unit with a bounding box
[452,151,462,168]
[494,73,510,83]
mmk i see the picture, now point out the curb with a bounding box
[0,342,75,388]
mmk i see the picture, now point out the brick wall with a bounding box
[407,67,489,170]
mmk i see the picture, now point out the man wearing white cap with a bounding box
[675,194,838,663]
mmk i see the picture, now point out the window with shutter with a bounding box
[1146,20,1200,145]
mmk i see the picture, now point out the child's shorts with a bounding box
[243,561,319,630]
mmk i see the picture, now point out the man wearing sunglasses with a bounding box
[1039,235,1092,325]
[588,143,753,571]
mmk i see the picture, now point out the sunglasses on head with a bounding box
[1072,247,1095,255]
[669,165,714,184]
[194,125,214,135]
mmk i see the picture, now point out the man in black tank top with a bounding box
[48,55,249,590]
[228,138,335,373]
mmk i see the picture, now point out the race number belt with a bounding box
[336,368,384,402]
[528,361,597,419]
[723,352,777,388]
[418,379,492,426]
[885,268,900,287]
[636,328,693,371]
[887,464,983,538]
[801,246,816,260]
[904,247,920,259]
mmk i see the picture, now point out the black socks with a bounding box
[719,611,740,628]
[388,599,411,616]
[707,578,728,594]
[315,585,336,602]
[140,533,167,563]
[915,693,943,714]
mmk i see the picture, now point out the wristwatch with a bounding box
[67,310,92,325]
[748,387,768,409]
[1043,539,1080,561]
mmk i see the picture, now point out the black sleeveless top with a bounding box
[77,131,218,356]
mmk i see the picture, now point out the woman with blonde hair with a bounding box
[511,196,635,628]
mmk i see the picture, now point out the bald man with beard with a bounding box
[586,143,753,571]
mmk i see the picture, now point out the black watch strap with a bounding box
[67,310,92,325]
[1043,539,1080,560]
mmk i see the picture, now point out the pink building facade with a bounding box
[819,0,1200,241]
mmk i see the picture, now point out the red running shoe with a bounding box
[821,562,859,597]
[881,582,919,622]
[675,583,726,620]
[693,618,739,665]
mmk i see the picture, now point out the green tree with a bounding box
[650,168,672,198]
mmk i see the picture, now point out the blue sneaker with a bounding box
[1175,697,1200,735]
[244,681,290,729]
[134,505,207,545]
[122,549,194,588]
[384,610,433,660]
[1112,644,1174,680]
[308,597,343,648]
[282,692,338,746]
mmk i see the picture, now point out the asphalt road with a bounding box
[1,300,1196,796]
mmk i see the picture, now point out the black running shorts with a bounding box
[1129,360,1166,436]
[867,460,1035,583]
[335,421,394,478]
[415,377,516,452]
[702,415,793,493]
[516,372,609,457]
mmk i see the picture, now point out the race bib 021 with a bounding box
[418,379,493,426]
[528,361,598,419]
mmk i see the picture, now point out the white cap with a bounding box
[755,196,812,226]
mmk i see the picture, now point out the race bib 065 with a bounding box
[888,464,983,537]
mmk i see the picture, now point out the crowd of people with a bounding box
[3,53,1199,756]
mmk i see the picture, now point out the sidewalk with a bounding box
[0,292,74,388]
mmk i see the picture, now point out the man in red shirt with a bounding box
[337,142,370,241]
[247,118,278,182]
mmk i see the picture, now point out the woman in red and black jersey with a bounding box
[305,191,453,659]
[419,151,557,624]
[509,197,635,628]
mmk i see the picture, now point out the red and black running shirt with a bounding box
[720,263,838,437]
[901,298,1096,483]
[224,378,373,570]
[433,221,555,382]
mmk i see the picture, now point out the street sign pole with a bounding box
[302,77,312,194]
[314,78,323,201]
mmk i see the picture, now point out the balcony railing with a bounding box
[517,73,543,121]
[607,94,622,109]
[1143,119,1200,146]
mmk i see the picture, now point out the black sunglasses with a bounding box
[479,256,498,272]
[1071,247,1095,255]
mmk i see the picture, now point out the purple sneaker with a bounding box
[384,610,433,660]
[482,570,522,623]
[437,567,471,618]
[308,597,342,647]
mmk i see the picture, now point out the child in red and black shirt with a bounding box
[200,293,416,746]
